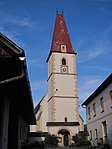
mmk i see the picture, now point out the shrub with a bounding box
[44,134,59,146]
[72,131,91,146]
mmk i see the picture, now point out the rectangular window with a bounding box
[88,107,91,120]
[90,130,92,140]
[93,103,96,117]
[110,90,112,107]
[95,129,98,140]
[102,121,107,143]
[100,97,104,113]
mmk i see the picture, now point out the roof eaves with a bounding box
[0,32,24,56]
[46,50,77,62]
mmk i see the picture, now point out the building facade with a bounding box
[82,74,112,147]
[0,32,36,149]
[30,13,84,146]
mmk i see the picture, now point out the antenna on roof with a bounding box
[62,9,64,15]
[56,9,58,15]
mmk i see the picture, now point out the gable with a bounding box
[0,32,25,57]
[0,47,11,58]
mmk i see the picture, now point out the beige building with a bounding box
[30,13,84,146]
[82,74,112,147]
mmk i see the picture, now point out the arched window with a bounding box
[65,117,67,122]
[62,58,66,65]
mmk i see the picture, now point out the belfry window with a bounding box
[62,58,66,65]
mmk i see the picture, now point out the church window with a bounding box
[62,58,66,65]
[65,117,67,122]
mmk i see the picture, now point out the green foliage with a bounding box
[44,134,59,146]
[72,131,91,146]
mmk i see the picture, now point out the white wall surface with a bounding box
[86,83,112,146]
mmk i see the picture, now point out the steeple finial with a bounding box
[56,9,58,15]
[62,9,64,15]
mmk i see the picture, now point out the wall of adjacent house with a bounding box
[86,83,112,146]
[0,97,9,149]
[79,116,84,132]
[18,116,28,149]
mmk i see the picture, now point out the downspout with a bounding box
[0,57,26,86]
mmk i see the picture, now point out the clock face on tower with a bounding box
[61,66,68,73]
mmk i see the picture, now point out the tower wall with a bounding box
[47,52,79,122]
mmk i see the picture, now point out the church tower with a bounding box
[30,12,84,147]
[46,13,82,146]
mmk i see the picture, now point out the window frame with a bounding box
[95,129,98,140]
[62,58,66,66]
[93,103,96,117]
[110,90,112,108]
[100,97,104,113]
[88,107,91,120]
[90,130,92,140]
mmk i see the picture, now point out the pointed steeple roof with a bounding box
[47,13,76,62]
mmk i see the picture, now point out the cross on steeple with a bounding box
[56,9,64,15]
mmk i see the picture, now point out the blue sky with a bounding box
[0,0,112,123]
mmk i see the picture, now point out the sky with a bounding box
[0,0,112,124]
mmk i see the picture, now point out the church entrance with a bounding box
[58,129,70,146]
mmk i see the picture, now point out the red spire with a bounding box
[47,13,76,62]
[51,14,76,53]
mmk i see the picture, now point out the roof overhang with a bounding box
[46,51,77,62]
[46,122,80,126]
[0,32,36,124]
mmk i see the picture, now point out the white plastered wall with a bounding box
[86,83,112,146]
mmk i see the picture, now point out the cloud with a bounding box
[0,27,25,46]
[103,26,112,45]
[31,80,47,91]
[77,47,105,63]
[27,59,41,68]
[12,17,34,28]
[100,7,112,16]
[88,48,104,59]
[78,75,103,103]
[0,12,34,28]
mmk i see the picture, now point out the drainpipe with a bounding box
[0,57,26,86]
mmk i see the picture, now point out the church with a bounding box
[30,12,84,146]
